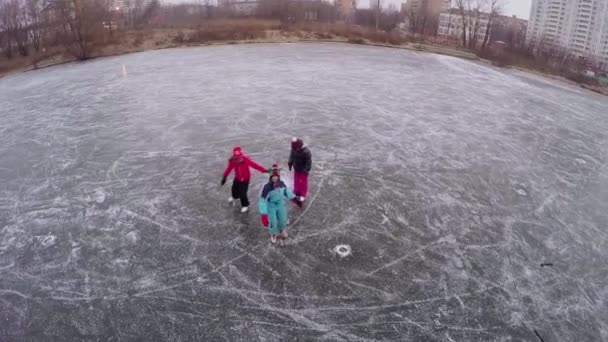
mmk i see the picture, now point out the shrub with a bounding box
[133,32,145,47]
[190,20,273,43]
[315,32,333,39]
[387,32,406,45]
[565,72,600,86]
[348,37,365,44]
[488,53,513,68]
[173,30,186,44]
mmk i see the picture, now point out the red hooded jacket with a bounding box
[223,154,266,182]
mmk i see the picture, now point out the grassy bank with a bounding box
[0,20,476,77]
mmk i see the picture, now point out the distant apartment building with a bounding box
[401,0,451,34]
[113,0,153,11]
[218,0,259,16]
[405,0,450,16]
[493,15,529,48]
[438,9,490,41]
[526,0,608,68]
[438,10,528,45]
[336,0,357,21]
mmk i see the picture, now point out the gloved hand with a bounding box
[288,162,293,171]
[265,168,272,173]
[220,176,227,186]
[261,214,269,227]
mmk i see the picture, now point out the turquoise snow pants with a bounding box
[267,202,288,235]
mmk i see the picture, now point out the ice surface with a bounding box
[0,43,607,341]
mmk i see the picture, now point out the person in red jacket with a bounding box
[221,146,267,213]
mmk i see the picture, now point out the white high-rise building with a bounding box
[526,0,608,68]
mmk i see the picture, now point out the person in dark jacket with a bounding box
[221,146,267,213]
[288,137,312,203]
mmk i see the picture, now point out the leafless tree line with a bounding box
[0,0,159,60]
[451,0,503,50]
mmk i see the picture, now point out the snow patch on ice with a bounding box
[35,234,57,248]
[126,230,139,244]
[94,188,106,203]
[437,234,456,245]
[113,258,129,269]
[435,193,460,206]
[514,188,527,196]
[136,276,157,289]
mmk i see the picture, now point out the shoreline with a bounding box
[1,38,606,96]
[0,38,478,78]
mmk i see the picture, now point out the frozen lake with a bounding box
[1,43,607,341]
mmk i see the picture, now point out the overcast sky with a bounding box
[503,0,532,19]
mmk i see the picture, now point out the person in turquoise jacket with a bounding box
[258,165,298,245]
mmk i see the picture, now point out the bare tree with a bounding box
[0,0,30,57]
[481,0,503,52]
[198,0,214,21]
[122,0,159,28]
[26,0,45,51]
[467,0,486,49]
[50,0,109,59]
[454,0,467,46]
[0,0,14,58]
[375,0,379,30]
[0,26,11,58]
[453,0,490,49]
[445,10,453,44]
[406,4,427,37]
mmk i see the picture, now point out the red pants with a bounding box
[293,171,308,198]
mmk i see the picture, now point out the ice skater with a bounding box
[221,146,267,213]
[288,137,312,205]
[258,165,297,245]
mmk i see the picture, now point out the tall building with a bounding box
[405,0,450,16]
[438,10,528,46]
[526,0,608,67]
[438,9,490,41]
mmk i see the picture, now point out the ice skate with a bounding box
[270,235,277,244]
[228,197,235,206]
[241,206,249,213]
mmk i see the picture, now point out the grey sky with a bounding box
[504,0,532,19]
